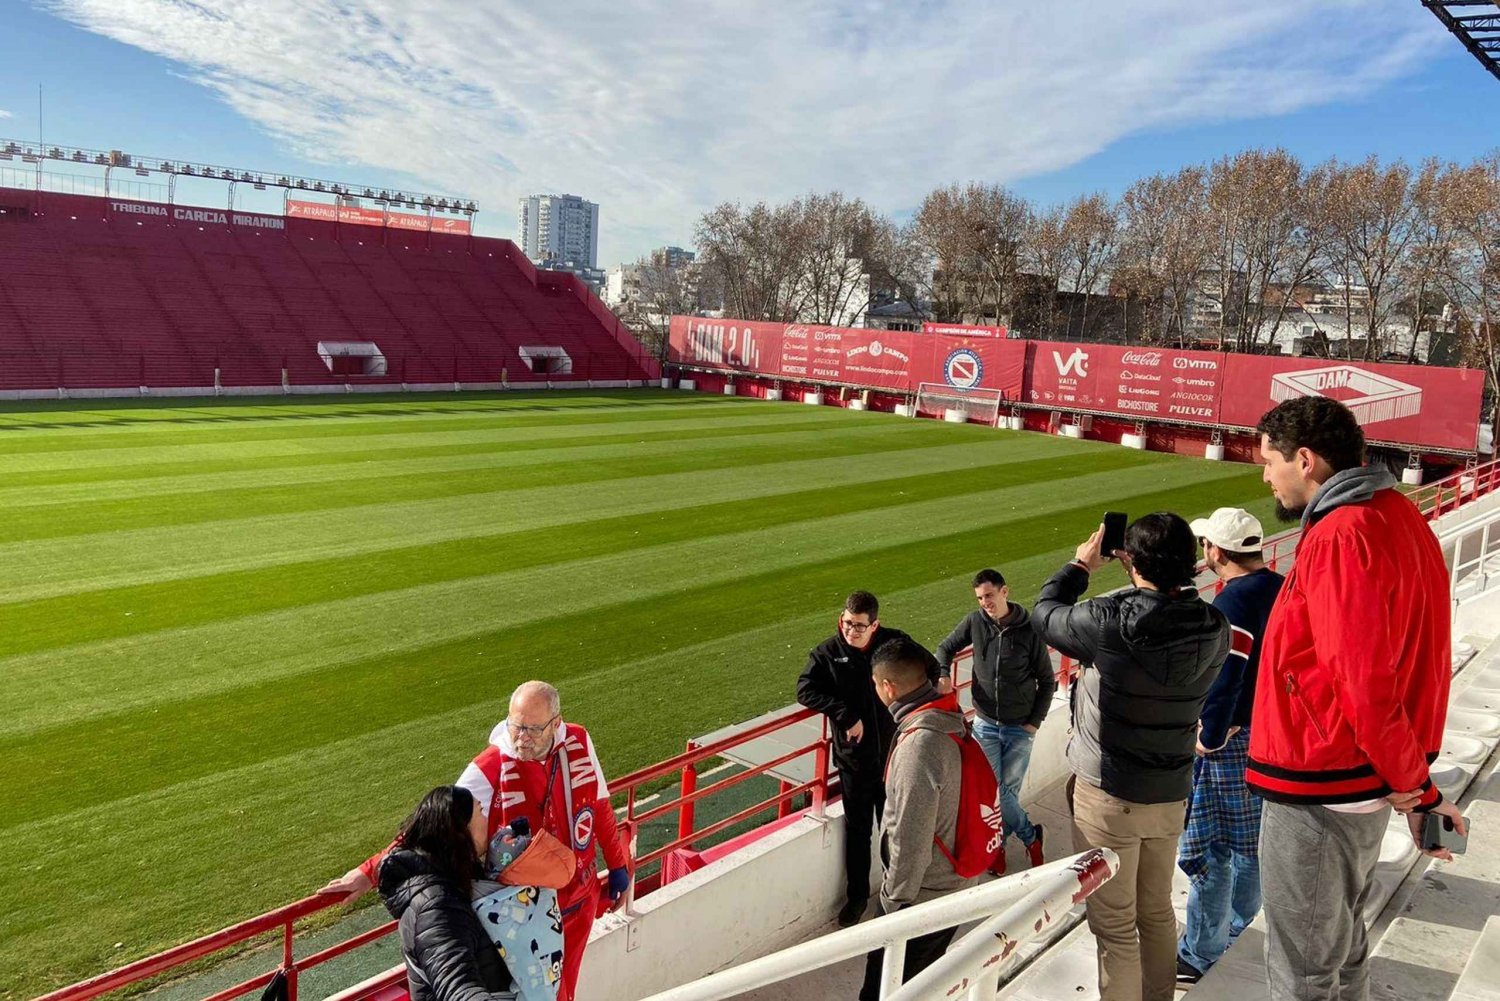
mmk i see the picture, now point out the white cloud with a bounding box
[0,110,12,120]
[43,0,1441,264]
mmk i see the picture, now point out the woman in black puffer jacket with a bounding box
[378,786,516,1001]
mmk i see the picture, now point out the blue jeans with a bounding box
[971,718,1037,846]
[1178,842,1260,974]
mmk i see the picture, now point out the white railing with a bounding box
[1441,503,1500,607]
[636,848,1119,1001]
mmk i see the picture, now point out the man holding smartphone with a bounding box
[1250,397,1466,1001]
[1034,513,1229,1001]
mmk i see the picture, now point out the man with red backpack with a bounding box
[857,636,988,1001]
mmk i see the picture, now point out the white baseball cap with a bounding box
[1190,508,1265,554]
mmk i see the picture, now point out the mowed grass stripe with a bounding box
[0,434,1106,601]
[0,424,977,542]
[0,467,1264,831]
[0,456,1235,737]
[0,449,1171,660]
[0,394,800,454]
[0,415,851,487]
[0,420,992,509]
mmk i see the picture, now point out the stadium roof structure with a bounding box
[1423,0,1500,82]
[0,137,478,216]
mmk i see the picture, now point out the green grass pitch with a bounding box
[0,389,1280,998]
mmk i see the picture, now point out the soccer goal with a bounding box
[914,382,1005,426]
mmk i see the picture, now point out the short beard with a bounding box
[1274,500,1306,524]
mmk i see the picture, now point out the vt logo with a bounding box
[1053,348,1089,377]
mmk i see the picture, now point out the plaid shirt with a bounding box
[1178,729,1261,882]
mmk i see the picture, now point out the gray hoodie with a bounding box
[1301,465,1398,528]
[877,687,979,913]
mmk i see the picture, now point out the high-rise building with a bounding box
[517,194,599,270]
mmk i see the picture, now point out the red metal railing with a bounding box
[37,461,1493,1001]
[32,893,387,1001]
[1411,457,1500,519]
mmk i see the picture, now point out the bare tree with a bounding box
[1117,167,1212,346]
[907,182,1029,324]
[1059,193,1120,338]
[1020,206,1066,337]
[694,201,809,322]
[625,257,705,361]
[1436,153,1500,434]
[795,192,887,325]
[1398,160,1453,363]
[1199,150,1327,353]
[1320,156,1422,360]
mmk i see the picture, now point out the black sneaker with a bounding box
[1176,956,1204,987]
[838,898,868,928]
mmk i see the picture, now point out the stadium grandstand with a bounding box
[0,140,659,395]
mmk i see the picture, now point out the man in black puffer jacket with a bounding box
[380,849,516,1001]
[1034,513,1228,1001]
[796,590,941,928]
[936,568,1055,875]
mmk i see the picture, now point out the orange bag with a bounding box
[499,826,575,889]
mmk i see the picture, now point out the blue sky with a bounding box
[1,1,1496,267]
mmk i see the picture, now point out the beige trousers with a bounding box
[1070,778,1187,1001]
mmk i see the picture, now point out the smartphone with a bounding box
[1420,812,1469,854]
[1101,512,1128,558]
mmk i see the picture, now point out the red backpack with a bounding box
[891,708,1003,878]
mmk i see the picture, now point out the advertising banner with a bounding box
[285,199,472,234]
[1218,355,1483,452]
[1024,342,1223,422]
[1023,341,1101,409]
[1091,345,1224,424]
[668,316,786,375]
[669,316,1482,452]
[920,322,1008,338]
[915,335,1026,398]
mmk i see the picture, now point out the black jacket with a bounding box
[379,850,514,1001]
[935,607,1055,728]
[1034,563,1229,804]
[796,625,939,778]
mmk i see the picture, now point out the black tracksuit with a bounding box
[795,625,939,903]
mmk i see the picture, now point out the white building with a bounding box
[517,194,600,269]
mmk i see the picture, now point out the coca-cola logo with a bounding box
[1121,351,1162,366]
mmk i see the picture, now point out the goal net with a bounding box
[914,382,1005,426]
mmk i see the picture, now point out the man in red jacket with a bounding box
[321,681,630,1001]
[1249,397,1466,1001]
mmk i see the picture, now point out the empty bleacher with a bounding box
[0,189,656,394]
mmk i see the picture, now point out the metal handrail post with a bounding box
[888,849,1118,1001]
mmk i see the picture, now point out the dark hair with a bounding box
[871,636,934,689]
[971,568,1006,589]
[844,590,879,619]
[1125,513,1199,590]
[396,786,481,896]
[1256,397,1365,473]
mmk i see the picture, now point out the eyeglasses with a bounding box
[506,714,559,738]
[840,620,876,633]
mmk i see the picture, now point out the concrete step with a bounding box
[1449,916,1500,1001]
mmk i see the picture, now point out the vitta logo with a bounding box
[1053,348,1089,378]
[944,349,984,389]
[1269,365,1422,425]
[1121,351,1161,366]
[1174,357,1219,371]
